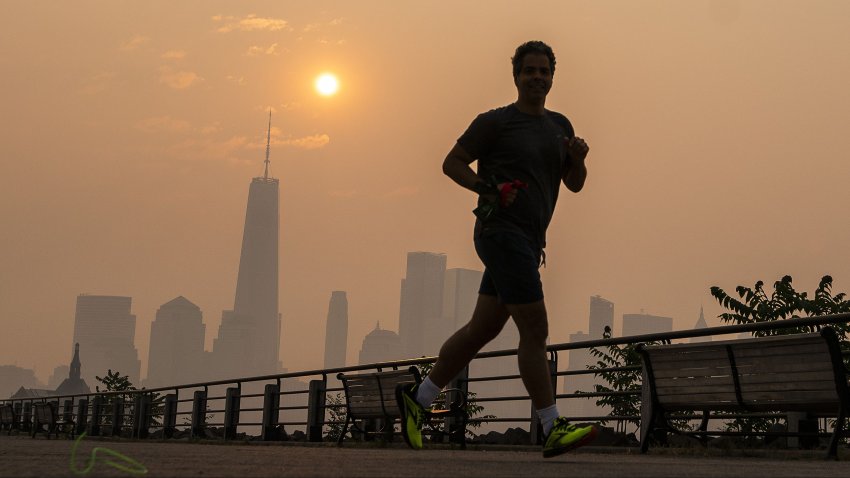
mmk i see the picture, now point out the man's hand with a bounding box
[565,136,589,163]
[472,179,527,220]
[497,180,527,207]
[562,136,588,193]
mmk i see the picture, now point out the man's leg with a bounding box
[506,300,553,410]
[396,293,508,450]
[427,293,510,388]
[508,299,598,458]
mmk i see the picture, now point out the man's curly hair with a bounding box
[511,41,556,78]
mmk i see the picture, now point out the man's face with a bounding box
[514,52,553,102]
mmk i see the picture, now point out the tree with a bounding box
[324,392,347,442]
[95,369,164,428]
[710,275,850,338]
[711,274,850,435]
[584,326,692,434]
[95,369,135,393]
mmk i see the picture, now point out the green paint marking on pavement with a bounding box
[70,432,148,476]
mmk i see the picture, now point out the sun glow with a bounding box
[315,73,339,96]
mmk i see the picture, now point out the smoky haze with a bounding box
[1,1,849,385]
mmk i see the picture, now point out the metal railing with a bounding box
[3,313,848,446]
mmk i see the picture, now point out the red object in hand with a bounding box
[499,179,528,207]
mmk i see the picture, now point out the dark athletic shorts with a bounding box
[475,229,544,305]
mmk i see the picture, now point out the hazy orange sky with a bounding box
[2,1,849,382]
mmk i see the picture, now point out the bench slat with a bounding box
[654,375,735,389]
[658,379,837,397]
[644,333,822,351]
[651,365,733,379]
[348,405,388,417]
[733,359,833,375]
[743,390,840,404]
[738,370,836,386]
[655,384,738,395]
[646,348,728,363]
[658,391,738,407]
[732,343,828,359]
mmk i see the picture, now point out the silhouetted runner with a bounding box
[396,40,598,458]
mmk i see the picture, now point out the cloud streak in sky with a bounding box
[78,71,116,95]
[135,115,192,133]
[276,134,330,150]
[245,43,280,56]
[161,50,186,60]
[214,14,288,33]
[158,67,203,89]
[120,35,150,51]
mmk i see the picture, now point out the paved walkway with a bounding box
[2,435,849,477]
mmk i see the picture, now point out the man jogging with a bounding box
[396,40,597,458]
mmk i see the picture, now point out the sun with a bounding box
[315,73,339,96]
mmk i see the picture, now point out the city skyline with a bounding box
[3,2,849,381]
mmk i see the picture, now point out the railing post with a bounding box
[88,396,102,436]
[446,365,469,447]
[75,399,88,437]
[61,399,74,437]
[62,399,74,422]
[13,403,22,432]
[21,402,32,433]
[133,394,151,439]
[307,379,327,442]
[163,394,177,439]
[111,396,124,437]
[261,384,281,441]
[224,387,241,440]
[191,390,207,439]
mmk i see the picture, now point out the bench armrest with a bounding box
[437,388,467,413]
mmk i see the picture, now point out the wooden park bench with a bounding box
[638,327,850,459]
[336,366,468,448]
[31,401,75,439]
[1,404,18,435]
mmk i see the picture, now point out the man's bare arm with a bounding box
[562,136,589,193]
[442,143,483,191]
[443,142,520,206]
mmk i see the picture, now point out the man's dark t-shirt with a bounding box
[457,103,574,251]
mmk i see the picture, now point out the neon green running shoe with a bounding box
[395,383,427,450]
[542,418,598,458]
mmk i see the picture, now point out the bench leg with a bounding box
[641,406,671,453]
[451,412,467,450]
[640,406,655,453]
[381,418,394,442]
[827,408,845,460]
[337,415,350,446]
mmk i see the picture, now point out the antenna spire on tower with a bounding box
[263,109,272,179]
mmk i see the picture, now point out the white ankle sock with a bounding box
[537,404,560,436]
[415,376,441,408]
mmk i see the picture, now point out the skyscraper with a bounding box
[562,296,615,419]
[622,312,674,337]
[398,252,447,358]
[323,291,348,369]
[71,295,141,385]
[146,296,206,387]
[589,295,614,338]
[562,330,599,419]
[419,267,483,355]
[358,323,404,365]
[441,268,483,332]
[689,306,712,343]
[212,112,282,378]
